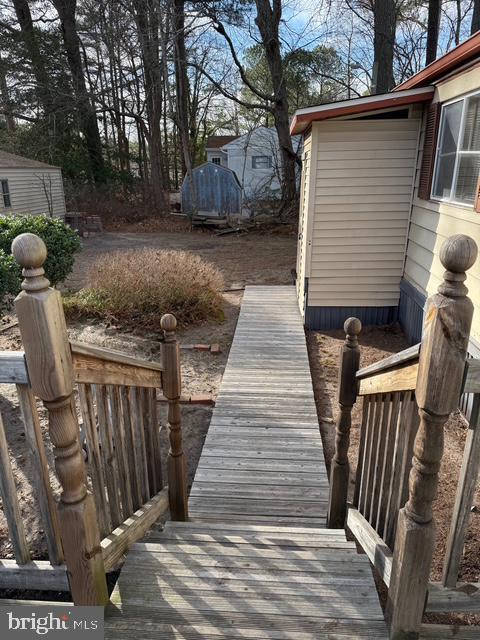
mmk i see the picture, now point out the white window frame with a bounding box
[252,155,272,169]
[211,157,221,165]
[431,89,480,208]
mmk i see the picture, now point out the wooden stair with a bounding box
[106,521,388,639]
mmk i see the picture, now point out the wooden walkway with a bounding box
[189,286,328,527]
[106,286,388,639]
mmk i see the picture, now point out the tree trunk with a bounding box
[426,0,441,65]
[12,0,53,115]
[52,0,105,183]
[0,55,16,130]
[372,0,396,94]
[133,0,167,212]
[254,0,297,214]
[472,0,480,34]
[172,0,196,215]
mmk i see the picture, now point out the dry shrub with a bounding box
[64,249,225,328]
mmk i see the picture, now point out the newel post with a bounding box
[12,233,109,605]
[161,313,188,521]
[327,317,362,529]
[387,234,478,639]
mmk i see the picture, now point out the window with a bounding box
[252,155,272,169]
[211,157,221,165]
[432,92,480,206]
[1,180,11,208]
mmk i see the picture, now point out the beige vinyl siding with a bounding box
[404,67,480,344]
[307,119,420,307]
[0,167,66,218]
[296,133,312,313]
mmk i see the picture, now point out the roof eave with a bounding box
[290,86,434,135]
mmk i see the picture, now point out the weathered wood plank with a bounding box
[358,362,419,395]
[347,508,393,586]
[0,560,68,591]
[0,351,28,384]
[357,343,420,380]
[102,488,169,572]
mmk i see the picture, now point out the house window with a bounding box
[252,155,272,169]
[211,157,221,165]
[432,92,480,206]
[1,180,11,208]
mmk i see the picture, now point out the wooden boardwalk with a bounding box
[106,286,388,639]
[189,286,328,527]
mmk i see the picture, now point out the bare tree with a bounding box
[471,0,480,33]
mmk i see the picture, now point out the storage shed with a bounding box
[182,162,242,217]
[0,150,66,218]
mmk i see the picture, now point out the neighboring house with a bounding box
[206,135,239,168]
[292,32,480,362]
[0,150,66,218]
[206,127,302,199]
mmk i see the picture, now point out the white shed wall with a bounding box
[0,167,66,218]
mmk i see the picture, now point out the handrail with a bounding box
[70,341,163,372]
[357,343,420,380]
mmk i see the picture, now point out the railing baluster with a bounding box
[371,394,390,528]
[358,395,375,514]
[13,233,108,605]
[78,383,111,537]
[363,395,382,522]
[377,391,401,538]
[0,412,31,564]
[353,397,370,508]
[387,234,477,638]
[95,384,123,527]
[110,385,133,517]
[122,387,143,510]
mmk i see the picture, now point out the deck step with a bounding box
[106,525,387,639]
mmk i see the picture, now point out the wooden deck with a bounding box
[189,286,328,527]
[106,286,388,639]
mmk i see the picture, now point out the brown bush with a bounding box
[63,249,225,329]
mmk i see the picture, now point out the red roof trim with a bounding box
[290,87,434,135]
[395,32,480,91]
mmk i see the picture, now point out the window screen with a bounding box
[252,156,272,169]
[432,93,480,205]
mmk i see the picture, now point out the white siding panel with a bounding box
[0,167,66,218]
[404,67,480,343]
[308,118,420,307]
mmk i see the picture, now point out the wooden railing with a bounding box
[1,231,189,605]
[328,233,479,639]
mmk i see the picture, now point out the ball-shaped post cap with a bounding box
[161,313,177,332]
[440,234,478,274]
[11,233,47,269]
[344,317,362,336]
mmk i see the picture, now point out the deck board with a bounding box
[106,286,388,639]
[190,286,328,526]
